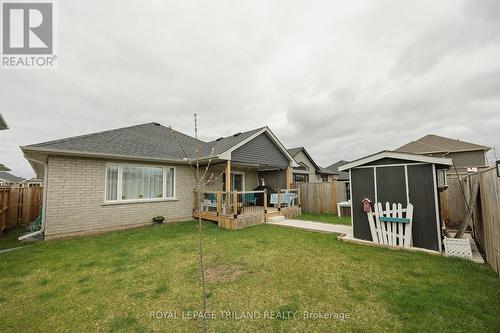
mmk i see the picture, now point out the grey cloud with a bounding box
[1,0,499,178]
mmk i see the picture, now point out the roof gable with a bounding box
[231,132,290,168]
[287,147,320,171]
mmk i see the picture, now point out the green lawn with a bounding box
[0,221,498,332]
[295,213,352,225]
[0,227,26,250]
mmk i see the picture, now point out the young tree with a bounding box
[169,114,222,333]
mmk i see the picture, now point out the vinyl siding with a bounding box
[231,133,289,167]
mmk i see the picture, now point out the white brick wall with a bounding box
[44,156,198,239]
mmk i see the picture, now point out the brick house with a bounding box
[21,123,296,239]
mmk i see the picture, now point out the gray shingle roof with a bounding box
[0,172,24,183]
[326,160,349,181]
[396,135,490,154]
[22,122,269,162]
[24,123,204,160]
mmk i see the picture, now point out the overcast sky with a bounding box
[1,0,499,178]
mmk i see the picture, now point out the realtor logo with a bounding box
[1,1,57,68]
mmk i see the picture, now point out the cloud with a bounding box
[1,0,499,178]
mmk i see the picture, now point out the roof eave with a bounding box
[20,146,190,165]
[339,151,453,171]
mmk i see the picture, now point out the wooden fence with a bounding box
[474,167,500,275]
[297,181,345,215]
[0,187,43,234]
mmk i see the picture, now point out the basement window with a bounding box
[105,164,175,203]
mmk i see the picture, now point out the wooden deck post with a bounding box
[264,190,268,213]
[225,161,231,213]
[225,161,231,193]
[216,192,222,216]
[277,189,281,211]
[286,166,292,190]
[233,191,238,218]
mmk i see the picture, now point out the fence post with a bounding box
[332,180,338,215]
[297,186,301,207]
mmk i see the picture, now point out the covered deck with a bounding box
[192,188,302,230]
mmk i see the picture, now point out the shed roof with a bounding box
[396,134,490,154]
[338,151,453,171]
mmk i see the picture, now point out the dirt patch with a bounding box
[205,265,244,283]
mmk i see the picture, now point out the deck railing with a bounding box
[273,188,300,209]
[194,190,268,217]
[194,187,300,217]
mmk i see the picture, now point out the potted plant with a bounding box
[152,216,165,224]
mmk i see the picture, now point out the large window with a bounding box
[105,164,175,202]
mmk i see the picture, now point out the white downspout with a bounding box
[18,154,48,241]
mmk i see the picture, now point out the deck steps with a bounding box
[268,215,286,223]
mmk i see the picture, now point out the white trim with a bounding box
[104,162,176,204]
[373,167,378,204]
[404,165,410,206]
[349,169,354,237]
[432,164,443,252]
[217,127,297,165]
[353,162,427,169]
[338,151,452,171]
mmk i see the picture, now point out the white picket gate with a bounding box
[366,202,414,248]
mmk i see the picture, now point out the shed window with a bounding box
[105,164,175,202]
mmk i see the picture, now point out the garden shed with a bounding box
[339,151,452,252]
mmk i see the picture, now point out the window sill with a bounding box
[102,198,178,206]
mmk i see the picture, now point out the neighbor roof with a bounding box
[0,172,24,183]
[396,134,490,154]
[326,160,349,181]
[0,163,11,172]
[338,151,453,171]
[287,147,321,171]
[21,122,293,167]
[0,113,8,130]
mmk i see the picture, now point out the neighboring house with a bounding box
[396,134,490,173]
[0,113,8,130]
[20,177,44,188]
[287,147,337,183]
[21,122,296,239]
[0,171,25,187]
[1,114,9,176]
[0,164,11,172]
[326,160,351,202]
